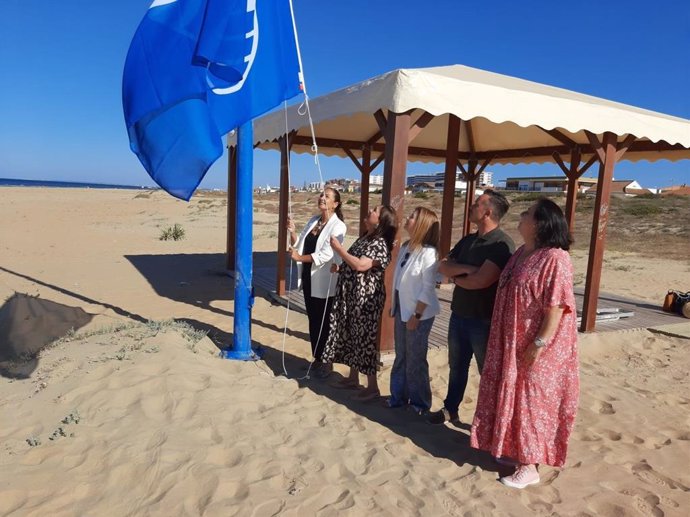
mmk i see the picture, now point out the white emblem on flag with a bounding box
[150,0,177,8]
[211,0,258,95]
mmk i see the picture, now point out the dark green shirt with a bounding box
[448,228,515,319]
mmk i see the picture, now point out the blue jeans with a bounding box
[443,312,491,414]
[390,299,434,412]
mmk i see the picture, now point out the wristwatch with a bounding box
[534,337,547,348]
[414,312,422,319]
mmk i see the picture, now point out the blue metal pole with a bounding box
[221,121,261,360]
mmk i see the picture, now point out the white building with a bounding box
[308,181,325,191]
[370,174,384,186]
[477,170,493,187]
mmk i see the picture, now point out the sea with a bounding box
[0,178,154,190]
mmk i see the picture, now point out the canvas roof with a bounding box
[235,65,690,165]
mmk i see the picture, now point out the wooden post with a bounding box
[581,132,618,332]
[276,134,293,296]
[379,111,411,353]
[462,162,477,237]
[359,146,371,236]
[226,146,237,271]
[440,115,461,257]
[564,147,581,232]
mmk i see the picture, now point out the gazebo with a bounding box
[227,65,690,351]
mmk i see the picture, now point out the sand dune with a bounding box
[1,187,689,516]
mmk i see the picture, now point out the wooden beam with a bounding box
[465,119,476,155]
[359,146,371,236]
[563,147,581,232]
[456,159,468,177]
[289,135,685,162]
[408,111,435,144]
[379,111,411,354]
[342,146,364,174]
[462,161,478,237]
[539,126,578,148]
[615,134,636,162]
[276,133,294,296]
[366,129,383,146]
[374,109,388,133]
[475,156,494,177]
[585,131,606,163]
[370,153,385,172]
[578,154,598,176]
[440,115,461,257]
[226,146,237,270]
[581,132,618,332]
[552,152,570,176]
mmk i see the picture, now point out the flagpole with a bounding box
[222,121,261,360]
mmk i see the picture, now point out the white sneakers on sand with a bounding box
[499,464,540,489]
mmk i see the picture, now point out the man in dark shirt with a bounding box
[427,189,515,425]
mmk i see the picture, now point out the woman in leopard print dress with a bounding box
[321,205,398,401]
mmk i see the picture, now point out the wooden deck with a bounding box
[252,253,683,347]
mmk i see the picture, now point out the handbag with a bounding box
[676,292,690,316]
[662,291,676,312]
[664,290,690,315]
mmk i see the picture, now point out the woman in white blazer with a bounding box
[288,188,346,377]
[387,207,441,414]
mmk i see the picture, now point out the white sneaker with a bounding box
[499,465,540,489]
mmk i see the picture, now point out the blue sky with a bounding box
[1,0,688,192]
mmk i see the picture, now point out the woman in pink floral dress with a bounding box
[470,198,579,489]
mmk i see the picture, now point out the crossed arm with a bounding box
[438,258,501,290]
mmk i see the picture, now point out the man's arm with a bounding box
[452,260,502,290]
[438,259,479,278]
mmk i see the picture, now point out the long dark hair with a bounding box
[533,198,573,251]
[368,205,398,252]
[326,187,344,222]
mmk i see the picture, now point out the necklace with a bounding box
[312,218,327,234]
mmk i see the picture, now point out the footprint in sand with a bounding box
[618,489,665,517]
[593,400,616,415]
[631,461,690,492]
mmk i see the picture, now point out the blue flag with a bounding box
[123,0,302,200]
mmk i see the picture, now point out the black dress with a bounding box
[301,227,334,361]
[321,236,391,375]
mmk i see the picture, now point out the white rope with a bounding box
[277,1,336,381]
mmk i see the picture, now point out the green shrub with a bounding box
[413,191,429,199]
[159,224,185,241]
[622,204,662,217]
[346,198,359,205]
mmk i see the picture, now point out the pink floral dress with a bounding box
[470,246,579,467]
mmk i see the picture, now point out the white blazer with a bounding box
[391,243,440,322]
[295,214,347,299]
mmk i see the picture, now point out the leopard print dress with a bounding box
[321,235,391,375]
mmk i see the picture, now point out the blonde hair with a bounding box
[407,207,440,256]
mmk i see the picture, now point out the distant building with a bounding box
[660,184,690,196]
[505,176,598,193]
[477,170,493,187]
[370,174,384,186]
[585,180,652,197]
[308,181,325,191]
[407,171,468,192]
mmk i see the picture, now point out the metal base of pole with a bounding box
[219,346,263,361]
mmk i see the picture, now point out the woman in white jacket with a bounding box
[288,188,346,377]
[387,207,441,414]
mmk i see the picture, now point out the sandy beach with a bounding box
[1,187,689,516]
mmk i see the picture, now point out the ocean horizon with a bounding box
[0,178,230,192]
[0,177,154,190]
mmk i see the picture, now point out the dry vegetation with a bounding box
[249,190,690,261]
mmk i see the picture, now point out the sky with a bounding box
[1,0,689,192]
